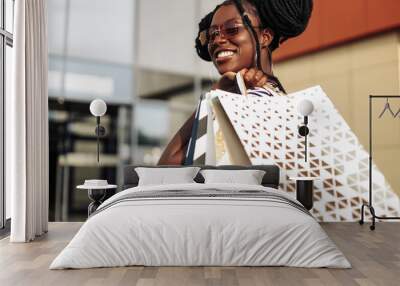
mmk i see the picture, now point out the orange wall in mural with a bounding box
[273,0,400,62]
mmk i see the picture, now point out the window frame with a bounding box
[0,0,14,230]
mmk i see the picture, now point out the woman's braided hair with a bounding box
[195,0,313,61]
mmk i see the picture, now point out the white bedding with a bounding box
[50,183,351,269]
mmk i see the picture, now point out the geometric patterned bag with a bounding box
[201,86,400,221]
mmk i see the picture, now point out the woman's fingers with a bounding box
[254,70,264,82]
[243,68,256,84]
[243,68,268,88]
[256,75,268,87]
[239,68,248,77]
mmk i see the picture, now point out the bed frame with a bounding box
[122,165,280,190]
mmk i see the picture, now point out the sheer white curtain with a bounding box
[7,0,48,242]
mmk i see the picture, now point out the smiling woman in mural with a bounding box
[158,0,313,165]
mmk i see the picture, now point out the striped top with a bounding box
[247,84,285,97]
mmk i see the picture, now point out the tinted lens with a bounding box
[208,28,220,42]
[224,22,240,36]
[208,22,242,42]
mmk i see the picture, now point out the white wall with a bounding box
[137,0,220,78]
[48,0,67,56]
[48,0,134,64]
[48,0,135,103]
[137,0,197,75]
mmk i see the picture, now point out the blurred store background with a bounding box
[47,0,400,221]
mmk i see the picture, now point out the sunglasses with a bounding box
[207,19,260,43]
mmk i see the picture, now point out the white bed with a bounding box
[50,183,350,269]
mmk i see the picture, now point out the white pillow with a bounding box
[135,167,200,186]
[200,169,266,185]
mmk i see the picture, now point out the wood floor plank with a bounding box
[0,222,399,286]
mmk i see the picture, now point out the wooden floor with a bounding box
[0,222,399,286]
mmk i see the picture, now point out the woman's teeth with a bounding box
[217,51,235,58]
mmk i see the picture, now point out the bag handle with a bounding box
[235,72,248,96]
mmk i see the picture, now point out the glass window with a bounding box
[0,37,3,228]
[5,0,14,33]
[5,44,12,220]
[134,101,169,165]
[1,0,14,229]
[135,101,169,147]
[0,1,3,29]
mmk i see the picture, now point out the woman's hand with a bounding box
[240,68,268,89]
[212,68,268,92]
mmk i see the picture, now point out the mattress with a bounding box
[50,183,351,269]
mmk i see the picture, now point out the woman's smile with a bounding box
[214,48,238,64]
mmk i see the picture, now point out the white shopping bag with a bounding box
[206,85,399,221]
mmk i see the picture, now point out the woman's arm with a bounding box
[158,68,270,165]
[157,111,196,165]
